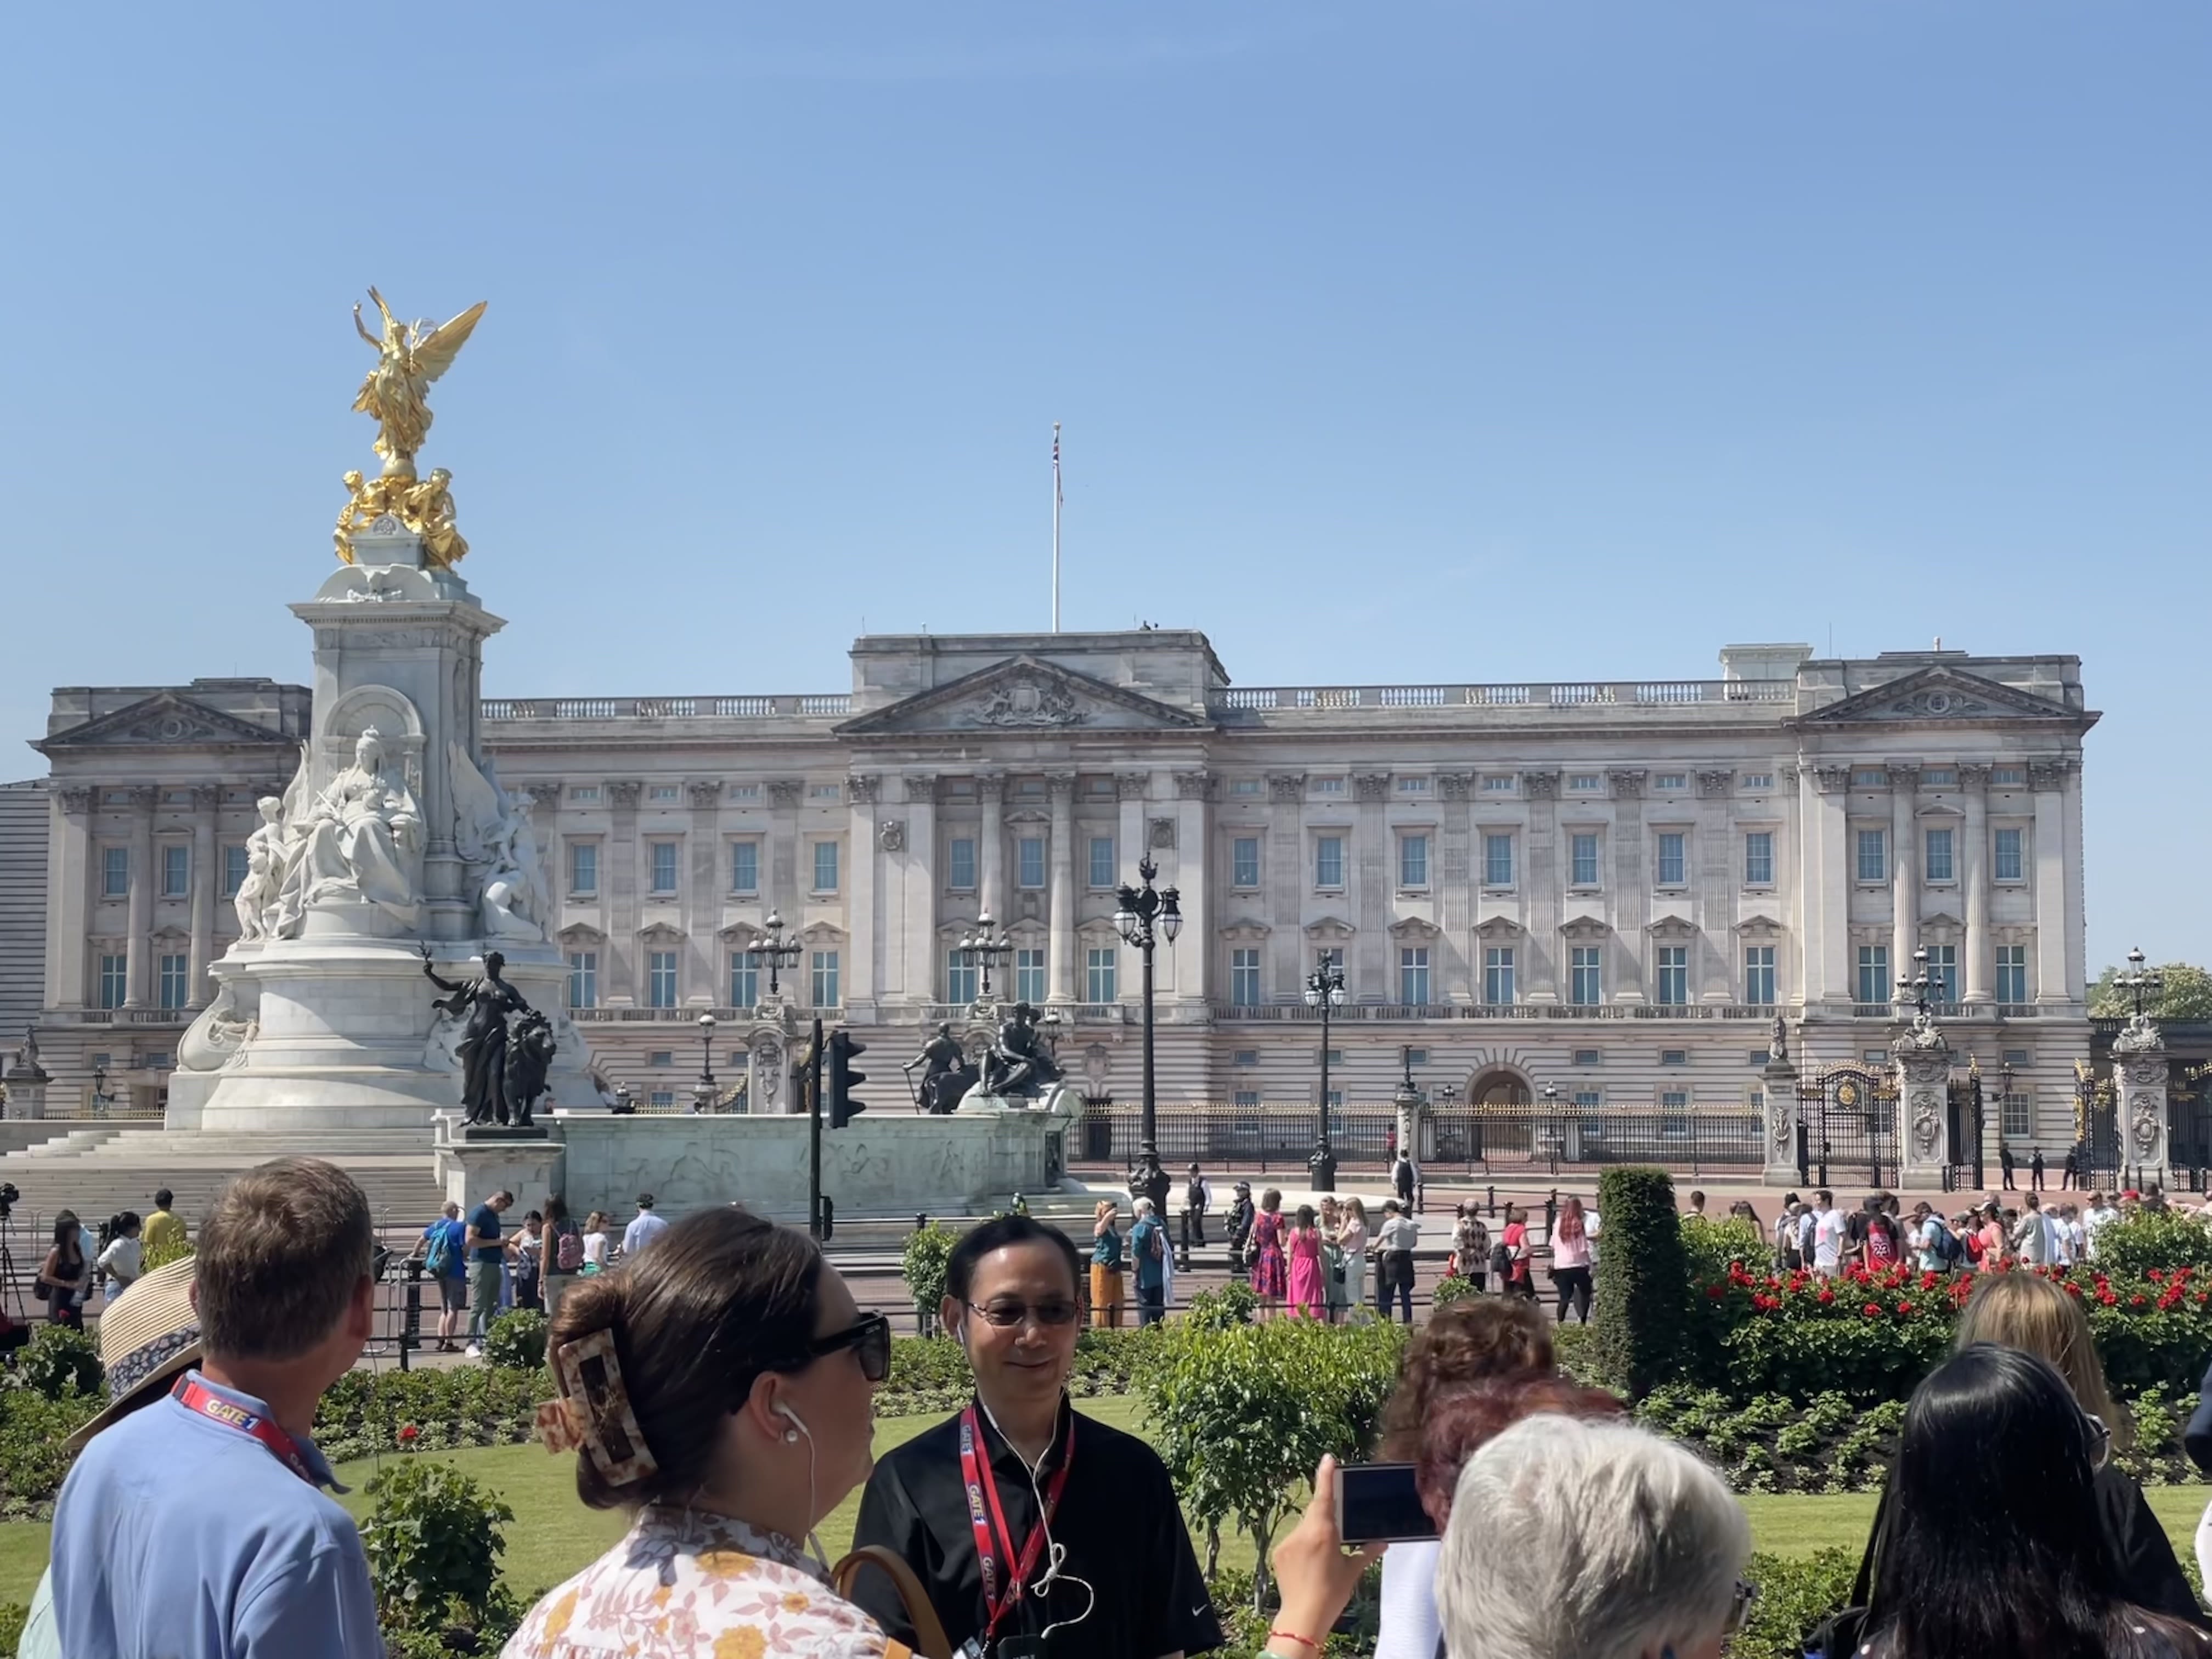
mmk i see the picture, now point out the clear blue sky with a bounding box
[1,4,2204,972]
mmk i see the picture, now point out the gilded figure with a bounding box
[351,287,487,474]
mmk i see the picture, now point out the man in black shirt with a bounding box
[851,1214,1221,1659]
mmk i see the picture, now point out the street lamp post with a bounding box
[1541,1081,1560,1178]
[1113,857,1181,1165]
[2118,946,2166,1020]
[1304,957,1347,1192]
[693,1012,718,1113]
[959,910,1013,1000]
[746,911,805,999]
[1895,946,1936,1022]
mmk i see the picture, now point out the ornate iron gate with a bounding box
[1796,1064,1900,1188]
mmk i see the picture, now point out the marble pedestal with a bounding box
[432,1113,565,1214]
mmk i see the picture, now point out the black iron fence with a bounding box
[1070,1103,1765,1176]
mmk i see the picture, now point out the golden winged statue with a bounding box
[351,287,487,476]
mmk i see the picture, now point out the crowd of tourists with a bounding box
[1770,1184,2164,1275]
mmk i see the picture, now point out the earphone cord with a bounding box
[975,1392,1095,1639]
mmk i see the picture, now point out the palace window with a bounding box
[1232,837,1261,889]
[1400,834,1430,889]
[1923,769,1957,787]
[1655,946,1689,1006]
[1744,946,1775,1007]
[1567,774,1602,792]
[1570,947,1602,1007]
[1926,944,1958,1006]
[811,950,840,1008]
[948,837,977,891]
[1087,947,1118,1002]
[2001,1087,2032,1140]
[1571,833,1600,887]
[1234,1050,1258,1068]
[812,840,839,894]
[1573,1049,1601,1067]
[730,953,759,1008]
[1483,833,1513,888]
[1231,778,1262,797]
[729,840,758,894]
[1483,947,1514,1006]
[1656,832,1686,888]
[1925,826,1955,883]
[157,954,191,1011]
[1088,836,1115,889]
[569,786,600,803]
[648,785,680,803]
[98,955,126,1009]
[1856,829,1886,883]
[1994,827,2024,882]
[571,841,598,894]
[568,952,599,1009]
[1233,1089,1261,1108]
[1744,831,1774,887]
[649,842,679,894]
[647,951,679,1008]
[1401,948,1432,1005]
[1397,776,1429,795]
[1662,1091,1690,1136]
[1741,772,1774,791]
[1315,836,1344,889]
[1014,949,1046,1005]
[103,847,129,898]
[1852,769,1889,787]
[1655,773,1686,791]
[1017,836,1046,890]
[1230,947,1262,1007]
[222,845,249,897]
[648,1090,676,1109]
[945,950,977,1006]
[1991,767,2025,787]
[1997,945,2029,1005]
[1856,945,1889,1007]
[162,845,189,898]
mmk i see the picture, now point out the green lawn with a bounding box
[1,1398,2204,1612]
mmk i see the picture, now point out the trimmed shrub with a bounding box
[1430,1274,1477,1308]
[359,1457,518,1650]
[2092,1210,2212,1280]
[1732,1549,1859,1659]
[902,1223,958,1333]
[1184,1280,1259,1333]
[16,1324,101,1402]
[1589,1167,1690,1399]
[482,1308,547,1372]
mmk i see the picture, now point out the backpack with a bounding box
[424,1222,456,1278]
[1146,1220,1166,1260]
[1933,1222,1965,1268]
[1488,1241,1513,1279]
[554,1221,584,1273]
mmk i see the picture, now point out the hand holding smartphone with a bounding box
[1334,1462,1437,1544]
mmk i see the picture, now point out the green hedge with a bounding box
[1590,1168,1690,1398]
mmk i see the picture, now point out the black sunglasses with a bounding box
[779,1312,892,1383]
[963,1298,1081,1329]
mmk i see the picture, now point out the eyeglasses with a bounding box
[963,1299,1081,1329]
[1725,1578,1759,1637]
[2083,1411,2112,1471]
[788,1313,892,1383]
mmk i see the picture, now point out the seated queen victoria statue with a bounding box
[273,726,425,934]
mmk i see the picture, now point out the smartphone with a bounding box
[1335,1461,1436,1543]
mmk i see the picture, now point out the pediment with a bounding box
[1220,918,1272,943]
[1792,667,2084,729]
[835,655,1209,738]
[1921,910,1965,933]
[1474,912,1523,938]
[1646,910,1699,937]
[558,922,607,947]
[1560,913,1612,939]
[636,922,686,945]
[1304,915,1357,941]
[1389,915,1442,941]
[1733,912,1785,936]
[35,692,298,753]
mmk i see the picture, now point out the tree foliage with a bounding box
[1589,1167,1691,1400]
[901,1223,958,1329]
[360,1457,518,1646]
[2090,960,2212,1023]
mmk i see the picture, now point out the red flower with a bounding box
[2149,1269,2166,1282]
[398,1424,420,1446]
[2131,1293,2150,1309]
[1707,1284,1729,1300]
[2098,1290,2119,1306]
[2064,1282,2084,1297]
[1921,1272,1940,1291]
[1817,1288,1836,1304]
[1863,1302,1883,1317]
[1897,1301,1915,1315]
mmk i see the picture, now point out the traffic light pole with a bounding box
[809,1015,825,1243]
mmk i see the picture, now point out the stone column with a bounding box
[1696,769,1734,1001]
[1439,774,1476,1003]
[1960,764,1993,1005]
[123,787,155,1007]
[1266,774,1304,999]
[606,781,642,1003]
[978,775,1006,923]
[47,787,92,1010]
[1525,772,1563,1002]
[1354,774,1391,997]
[687,782,723,1005]
[1890,765,1919,993]
[187,786,218,1004]
[2030,761,2068,1010]
[1047,774,1076,1004]
[890,774,938,1008]
[2060,758,2088,1012]
[1808,766,1852,1008]
[1116,773,1148,1003]
[1776,764,1802,1009]
[1608,771,1647,1002]
[2114,1022,2170,1182]
[1893,1017,1955,1188]
[1173,771,1214,1004]
[1762,1027,1801,1186]
[768,778,803,925]
[848,774,881,1011]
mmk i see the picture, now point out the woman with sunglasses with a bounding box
[850,1214,1221,1659]
[1842,1345,2210,1659]
[506,1206,898,1659]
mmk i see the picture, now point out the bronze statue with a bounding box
[904,1022,979,1115]
[980,1003,1062,1099]
[421,944,533,1125]
[503,1009,557,1129]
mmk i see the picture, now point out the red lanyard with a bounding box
[172,1375,320,1486]
[958,1403,1075,1641]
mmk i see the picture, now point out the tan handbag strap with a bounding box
[832,1544,955,1659]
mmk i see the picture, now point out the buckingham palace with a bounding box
[14,627,2094,1154]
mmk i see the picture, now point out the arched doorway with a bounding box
[1469,1067,1531,1106]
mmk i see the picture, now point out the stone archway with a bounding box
[1469,1066,1531,1106]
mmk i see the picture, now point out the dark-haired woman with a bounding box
[38,1212,88,1329]
[1838,1345,2212,1659]
[850,1213,1221,1659]
[505,1207,899,1658]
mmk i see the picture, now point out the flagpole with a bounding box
[1051,422,1062,633]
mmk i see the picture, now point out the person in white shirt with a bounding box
[580,1210,612,1272]
[2012,1191,2057,1267]
[2084,1193,2121,1259]
[95,1213,144,1300]
[1810,1190,1848,1278]
[1909,1203,1948,1273]
[621,1194,670,1259]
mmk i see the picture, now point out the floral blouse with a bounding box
[504,1504,912,1659]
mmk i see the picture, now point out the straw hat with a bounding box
[66,1254,201,1452]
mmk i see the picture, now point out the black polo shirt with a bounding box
[850,1397,1222,1659]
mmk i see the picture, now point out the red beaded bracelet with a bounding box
[1267,1628,1322,1654]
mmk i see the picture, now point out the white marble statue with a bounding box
[234,795,290,941]
[273,726,424,932]
[449,741,550,941]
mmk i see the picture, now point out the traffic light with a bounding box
[827,1029,868,1128]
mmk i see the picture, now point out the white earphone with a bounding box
[777,1402,810,1444]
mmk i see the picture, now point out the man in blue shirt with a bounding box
[51,1155,383,1658]
[418,1200,469,1353]
[621,1192,669,1259]
[463,1188,512,1356]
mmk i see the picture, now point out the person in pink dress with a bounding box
[1248,1186,1288,1315]
[1287,1203,1327,1319]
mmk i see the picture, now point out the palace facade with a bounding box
[19,630,2096,1149]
